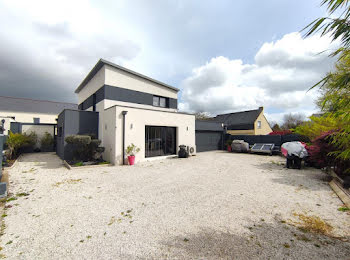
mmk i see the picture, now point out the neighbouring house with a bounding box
[57,59,196,164]
[0,95,77,136]
[213,107,272,135]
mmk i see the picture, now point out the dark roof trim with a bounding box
[75,59,179,94]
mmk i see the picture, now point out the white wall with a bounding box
[101,106,117,164]
[22,124,55,148]
[105,65,178,99]
[109,106,195,165]
[0,111,57,135]
[77,65,105,104]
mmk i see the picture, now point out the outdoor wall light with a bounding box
[130,123,133,129]
[186,126,188,131]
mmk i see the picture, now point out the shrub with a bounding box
[294,115,342,140]
[306,130,350,177]
[268,130,292,135]
[225,139,233,147]
[6,131,36,159]
[65,135,104,162]
[40,132,54,147]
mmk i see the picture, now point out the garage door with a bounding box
[195,131,223,152]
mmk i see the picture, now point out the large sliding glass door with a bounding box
[145,126,176,158]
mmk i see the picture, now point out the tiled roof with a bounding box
[212,107,263,130]
[0,95,77,114]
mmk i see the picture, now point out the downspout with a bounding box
[122,111,128,165]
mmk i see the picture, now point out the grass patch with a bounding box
[292,213,333,235]
[98,161,110,165]
[16,192,29,197]
[5,241,12,245]
[6,197,17,202]
[338,207,349,212]
[73,162,84,167]
[1,215,6,218]
[53,179,82,187]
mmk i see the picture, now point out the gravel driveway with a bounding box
[1,151,349,259]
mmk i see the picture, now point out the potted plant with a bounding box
[226,140,233,152]
[126,143,140,165]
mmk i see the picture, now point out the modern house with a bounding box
[57,59,196,164]
[0,95,77,135]
[213,107,272,135]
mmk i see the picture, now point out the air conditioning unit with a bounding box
[187,146,196,156]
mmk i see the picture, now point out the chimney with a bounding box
[259,106,264,112]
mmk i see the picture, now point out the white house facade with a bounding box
[75,59,196,165]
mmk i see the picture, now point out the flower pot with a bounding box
[128,155,135,165]
[227,145,232,152]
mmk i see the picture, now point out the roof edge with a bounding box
[75,58,180,94]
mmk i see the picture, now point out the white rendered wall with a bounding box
[77,65,105,104]
[110,106,195,165]
[101,106,117,164]
[0,111,57,135]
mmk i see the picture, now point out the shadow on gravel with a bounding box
[18,153,64,170]
[160,219,350,259]
[254,161,331,191]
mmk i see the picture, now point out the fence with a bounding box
[225,134,306,148]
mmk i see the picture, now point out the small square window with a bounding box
[153,96,159,106]
[257,121,262,129]
[33,118,40,124]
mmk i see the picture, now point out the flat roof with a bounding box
[75,59,179,94]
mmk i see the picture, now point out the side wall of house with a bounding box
[100,106,117,164]
[112,106,195,165]
[254,112,272,135]
[227,129,255,135]
[77,66,106,104]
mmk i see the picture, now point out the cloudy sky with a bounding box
[0,0,339,122]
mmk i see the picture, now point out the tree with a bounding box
[304,0,350,57]
[294,114,343,140]
[194,112,211,120]
[280,113,306,130]
[304,0,350,164]
[271,123,282,132]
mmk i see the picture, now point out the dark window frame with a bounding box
[153,95,168,108]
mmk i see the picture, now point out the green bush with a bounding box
[65,135,104,162]
[6,131,36,159]
[40,132,54,147]
[65,135,91,146]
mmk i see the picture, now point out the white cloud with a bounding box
[179,32,338,122]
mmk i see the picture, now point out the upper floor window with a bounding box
[257,121,262,129]
[153,96,167,108]
[33,118,40,124]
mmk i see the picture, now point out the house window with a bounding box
[257,121,262,129]
[33,118,40,124]
[153,96,167,107]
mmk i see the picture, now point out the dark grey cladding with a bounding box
[78,85,178,110]
[56,109,99,160]
[195,120,224,131]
